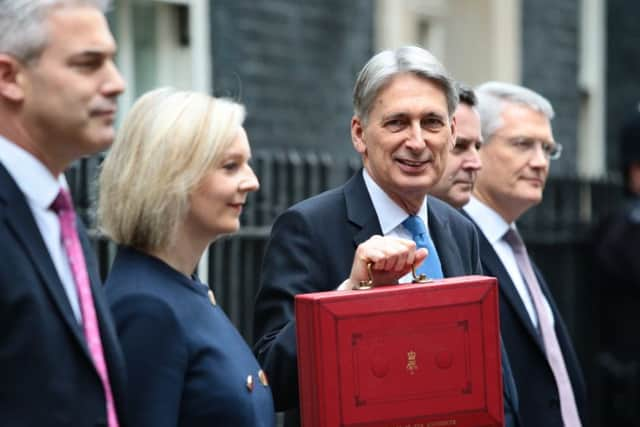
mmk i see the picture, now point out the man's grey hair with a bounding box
[474,81,554,143]
[353,46,458,124]
[0,0,111,63]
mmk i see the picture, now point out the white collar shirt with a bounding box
[464,195,554,328]
[0,135,82,322]
[362,168,431,284]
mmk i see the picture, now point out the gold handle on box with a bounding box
[355,262,374,290]
[355,262,430,290]
[411,265,430,284]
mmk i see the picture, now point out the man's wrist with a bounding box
[337,278,356,291]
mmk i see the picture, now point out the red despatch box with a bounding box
[295,275,503,427]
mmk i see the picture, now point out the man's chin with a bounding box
[394,172,439,191]
[453,181,474,192]
[520,191,543,208]
[82,132,116,155]
[452,192,472,208]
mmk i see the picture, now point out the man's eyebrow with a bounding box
[423,111,446,119]
[70,48,116,59]
[380,110,446,122]
[380,112,408,122]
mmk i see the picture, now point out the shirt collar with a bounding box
[362,168,428,234]
[464,195,514,244]
[0,134,66,209]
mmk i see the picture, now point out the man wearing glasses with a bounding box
[463,82,586,427]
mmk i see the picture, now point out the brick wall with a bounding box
[521,0,580,176]
[606,0,640,172]
[209,0,373,158]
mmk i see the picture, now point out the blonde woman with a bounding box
[98,87,274,426]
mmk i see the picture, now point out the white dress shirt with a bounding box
[464,196,554,328]
[0,135,82,322]
[362,169,433,284]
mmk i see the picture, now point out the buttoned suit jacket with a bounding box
[0,163,128,426]
[465,213,587,427]
[253,170,520,427]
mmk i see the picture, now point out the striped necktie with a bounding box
[504,228,581,427]
[51,189,119,427]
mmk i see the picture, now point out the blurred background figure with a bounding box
[464,81,586,427]
[430,83,483,208]
[0,1,126,426]
[98,87,274,427]
[591,107,640,426]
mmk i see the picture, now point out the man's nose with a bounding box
[405,122,425,150]
[529,142,549,168]
[461,150,482,171]
[103,61,126,97]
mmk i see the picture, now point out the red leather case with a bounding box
[295,275,503,427]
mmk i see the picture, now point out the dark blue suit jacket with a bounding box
[466,214,587,427]
[105,246,275,427]
[0,163,127,426]
[253,170,519,426]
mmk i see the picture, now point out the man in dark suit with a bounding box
[0,1,127,426]
[464,81,587,427]
[253,46,518,427]
[430,84,521,427]
[430,83,483,209]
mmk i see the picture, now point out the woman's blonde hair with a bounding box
[97,87,246,251]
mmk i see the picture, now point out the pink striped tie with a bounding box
[504,228,581,427]
[51,189,119,427]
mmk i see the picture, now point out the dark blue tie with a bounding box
[402,215,444,279]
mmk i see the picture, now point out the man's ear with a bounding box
[0,54,26,102]
[449,114,457,150]
[351,116,367,154]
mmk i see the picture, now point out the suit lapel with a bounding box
[344,170,382,247]
[475,225,546,351]
[78,221,126,395]
[77,219,112,346]
[427,200,459,277]
[0,164,90,357]
[343,175,464,276]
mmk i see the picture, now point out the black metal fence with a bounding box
[67,150,361,343]
[68,149,625,426]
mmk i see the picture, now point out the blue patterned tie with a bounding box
[402,215,444,279]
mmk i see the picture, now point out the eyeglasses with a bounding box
[496,136,563,160]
